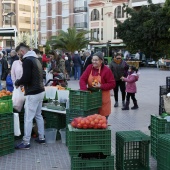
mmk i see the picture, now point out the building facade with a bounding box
[89,0,129,45]
[0,0,38,49]
[39,0,90,46]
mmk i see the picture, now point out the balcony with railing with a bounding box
[74,22,87,28]
[74,7,87,13]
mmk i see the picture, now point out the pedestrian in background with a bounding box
[82,50,92,74]
[65,54,71,80]
[121,66,139,110]
[6,69,13,92]
[15,43,45,149]
[11,46,23,84]
[109,51,129,107]
[0,51,8,90]
[9,50,19,67]
[73,51,82,80]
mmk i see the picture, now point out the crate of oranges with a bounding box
[0,90,12,100]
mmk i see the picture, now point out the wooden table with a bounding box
[126,61,141,69]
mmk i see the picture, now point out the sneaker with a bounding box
[35,138,46,144]
[15,142,30,150]
[122,101,125,107]
[114,102,118,107]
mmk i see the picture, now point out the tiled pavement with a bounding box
[0,67,169,170]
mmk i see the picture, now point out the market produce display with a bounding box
[0,90,12,98]
[71,114,107,129]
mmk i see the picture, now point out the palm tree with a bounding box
[49,27,89,53]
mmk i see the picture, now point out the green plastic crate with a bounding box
[0,99,13,114]
[69,90,102,111]
[150,115,170,160]
[71,155,114,170]
[116,130,150,170]
[43,111,66,130]
[157,134,170,170]
[0,95,12,100]
[151,136,157,160]
[151,115,170,139]
[0,113,14,136]
[68,124,111,156]
[66,109,99,124]
[0,134,14,157]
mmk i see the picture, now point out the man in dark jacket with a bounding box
[15,43,45,149]
[9,50,19,67]
[72,51,82,80]
[82,50,92,74]
[0,51,9,90]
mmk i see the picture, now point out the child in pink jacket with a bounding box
[121,66,139,110]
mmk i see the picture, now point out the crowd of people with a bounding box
[0,43,140,150]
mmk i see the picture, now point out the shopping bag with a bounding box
[14,113,21,136]
[12,86,25,112]
[163,95,170,114]
[46,72,53,85]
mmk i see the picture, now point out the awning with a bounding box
[92,43,126,48]
[0,27,18,36]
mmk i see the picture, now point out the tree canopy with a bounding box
[116,0,170,59]
[48,27,89,53]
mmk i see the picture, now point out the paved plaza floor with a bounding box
[0,67,169,170]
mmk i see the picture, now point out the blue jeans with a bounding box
[74,66,81,80]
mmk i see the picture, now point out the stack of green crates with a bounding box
[150,115,170,160]
[116,130,150,170]
[43,111,66,140]
[68,124,114,170]
[0,99,14,156]
[66,90,102,146]
[157,134,170,170]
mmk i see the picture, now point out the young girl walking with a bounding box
[121,66,139,110]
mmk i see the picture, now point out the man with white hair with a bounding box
[0,51,8,90]
[82,50,92,74]
[9,50,19,67]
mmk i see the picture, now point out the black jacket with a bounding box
[0,58,8,80]
[82,55,92,73]
[15,51,44,95]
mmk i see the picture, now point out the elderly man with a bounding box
[10,50,19,67]
[82,50,92,74]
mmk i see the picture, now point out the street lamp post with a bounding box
[7,12,15,50]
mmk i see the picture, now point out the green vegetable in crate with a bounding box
[161,112,168,118]
[71,114,107,129]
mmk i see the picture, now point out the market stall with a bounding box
[126,60,141,69]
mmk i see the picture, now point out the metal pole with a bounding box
[10,17,12,50]
[34,0,37,48]
[30,5,32,49]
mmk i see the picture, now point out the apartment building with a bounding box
[88,0,129,45]
[0,0,38,49]
[39,0,90,46]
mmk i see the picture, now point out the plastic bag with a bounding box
[14,113,21,136]
[12,86,25,112]
[46,72,53,85]
[163,95,170,114]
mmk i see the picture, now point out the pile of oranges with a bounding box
[0,90,12,98]
[71,114,107,129]
[56,85,66,90]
